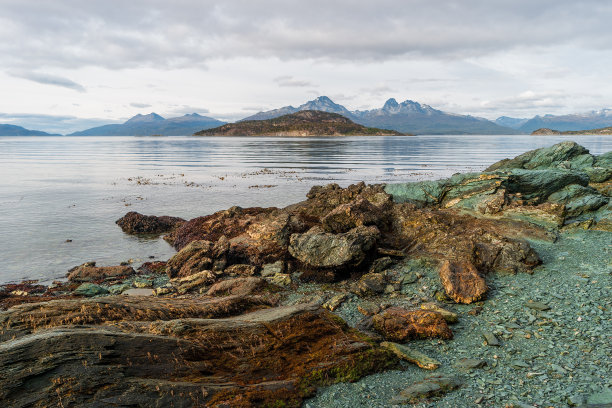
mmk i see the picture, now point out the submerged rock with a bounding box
[116,211,185,234]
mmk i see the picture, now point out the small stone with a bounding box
[525,300,551,311]
[468,306,483,316]
[154,286,175,296]
[454,358,487,371]
[133,278,153,288]
[511,360,530,369]
[323,293,348,312]
[482,332,500,346]
[381,341,441,370]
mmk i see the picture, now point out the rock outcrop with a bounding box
[0,298,398,407]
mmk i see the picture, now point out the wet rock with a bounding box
[439,260,488,304]
[321,198,384,233]
[392,375,463,404]
[74,283,109,297]
[369,256,394,274]
[288,225,379,275]
[116,211,185,234]
[372,307,453,342]
[381,341,441,370]
[67,262,135,282]
[137,261,167,274]
[0,300,398,407]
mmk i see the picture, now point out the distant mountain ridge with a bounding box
[242,96,519,135]
[531,126,612,136]
[196,110,406,136]
[0,124,58,136]
[496,109,612,133]
[69,113,225,136]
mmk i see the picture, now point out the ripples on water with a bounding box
[0,135,610,283]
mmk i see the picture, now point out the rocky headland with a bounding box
[194,110,407,136]
[0,141,610,407]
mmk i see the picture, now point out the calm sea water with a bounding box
[1,135,610,284]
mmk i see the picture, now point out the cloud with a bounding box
[479,91,571,112]
[165,105,210,116]
[0,0,610,70]
[130,102,151,108]
[8,71,86,92]
[274,76,314,88]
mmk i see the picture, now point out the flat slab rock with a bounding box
[0,296,398,407]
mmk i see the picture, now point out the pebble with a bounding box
[482,332,501,346]
[525,301,551,311]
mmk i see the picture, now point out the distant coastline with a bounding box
[532,126,612,135]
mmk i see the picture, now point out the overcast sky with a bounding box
[1,0,611,133]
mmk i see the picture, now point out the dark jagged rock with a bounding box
[116,211,185,234]
[0,299,398,407]
[321,197,385,233]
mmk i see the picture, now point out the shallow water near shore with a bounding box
[1,134,611,284]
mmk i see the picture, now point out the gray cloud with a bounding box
[130,102,151,108]
[0,0,610,70]
[8,70,86,92]
[274,76,314,88]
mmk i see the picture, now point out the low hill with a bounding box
[532,127,612,135]
[69,113,225,136]
[195,110,407,136]
[0,124,58,136]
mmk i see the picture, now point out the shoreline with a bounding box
[0,141,610,407]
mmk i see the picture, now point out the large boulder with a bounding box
[115,211,185,234]
[439,260,488,304]
[289,225,379,270]
[485,141,591,171]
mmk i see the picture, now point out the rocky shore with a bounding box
[1,141,610,407]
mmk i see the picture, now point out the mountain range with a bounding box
[243,96,519,135]
[2,97,612,136]
[0,124,58,136]
[495,109,612,133]
[68,113,225,136]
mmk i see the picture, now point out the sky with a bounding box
[1,0,611,134]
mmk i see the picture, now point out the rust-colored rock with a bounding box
[439,260,488,304]
[372,307,453,342]
[116,211,185,234]
[67,262,136,282]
